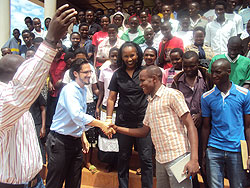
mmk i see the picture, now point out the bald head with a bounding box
[0,54,25,83]
[228,36,242,46]
[211,58,231,85]
[144,65,163,81]
[212,58,231,71]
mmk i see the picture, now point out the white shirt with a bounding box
[203,9,216,22]
[33,29,47,39]
[225,12,244,35]
[205,19,237,55]
[154,30,164,49]
[0,43,56,184]
[175,31,193,48]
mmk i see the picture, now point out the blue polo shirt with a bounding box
[201,83,250,152]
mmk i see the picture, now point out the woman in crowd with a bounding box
[106,42,153,188]
[96,47,119,172]
[162,48,183,87]
[111,12,126,38]
[143,47,158,67]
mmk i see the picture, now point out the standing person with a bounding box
[151,15,164,48]
[205,0,237,55]
[203,0,216,22]
[0,4,78,187]
[96,47,119,172]
[110,65,200,188]
[138,10,152,33]
[242,20,250,57]
[171,51,213,188]
[68,32,81,53]
[143,47,158,67]
[201,58,250,188]
[111,12,126,38]
[188,2,208,30]
[161,4,179,35]
[2,28,21,55]
[121,16,145,45]
[139,27,158,52]
[85,9,102,36]
[44,17,51,31]
[46,58,115,188]
[46,40,67,133]
[107,42,153,188]
[209,36,250,88]
[162,48,183,87]
[96,24,125,68]
[20,29,35,57]
[33,18,46,38]
[158,21,184,69]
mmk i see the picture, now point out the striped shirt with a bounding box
[0,43,57,184]
[143,85,190,163]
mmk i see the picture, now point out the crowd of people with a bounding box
[1,0,250,188]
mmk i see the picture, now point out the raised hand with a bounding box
[45,4,77,45]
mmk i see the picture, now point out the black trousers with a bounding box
[45,131,83,188]
[117,132,153,188]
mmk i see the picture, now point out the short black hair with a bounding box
[79,22,89,30]
[215,0,227,10]
[193,26,206,36]
[85,9,94,14]
[117,41,143,69]
[13,28,20,33]
[100,15,111,22]
[74,47,87,57]
[45,17,51,22]
[33,37,43,43]
[144,47,158,58]
[170,48,184,57]
[24,16,32,22]
[64,52,75,62]
[22,29,31,35]
[69,58,89,80]
[30,32,35,40]
[107,24,119,32]
[134,0,144,6]
[109,47,119,57]
[70,32,80,39]
[183,50,199,60]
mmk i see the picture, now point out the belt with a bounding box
[0,175,39,188]
[51,131,80,141]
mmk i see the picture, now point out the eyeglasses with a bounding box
[79,70,93,74]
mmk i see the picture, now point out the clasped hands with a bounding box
[100,119,116,139]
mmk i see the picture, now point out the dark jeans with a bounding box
[117,132,153,188]
[45,131,83,188]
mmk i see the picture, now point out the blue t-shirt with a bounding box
[201,83,250,152]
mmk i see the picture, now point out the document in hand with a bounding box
[169,153,191,183]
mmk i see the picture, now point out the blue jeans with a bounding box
[206,147,247,188]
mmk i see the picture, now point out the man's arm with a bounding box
[0,4,77,129]
[40,105,46,138]
[111,124,150,138]
[181,112,200,178]
[201,117,211,174]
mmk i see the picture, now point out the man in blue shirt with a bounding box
[201,58,250,188]
[46,58,115,188]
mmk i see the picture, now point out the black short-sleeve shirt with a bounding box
[109,67,148,126]
[29,94,46,125]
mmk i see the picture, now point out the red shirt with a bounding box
[158,37,184,69]
[49,53,66,97]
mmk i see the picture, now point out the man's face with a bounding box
[140,12,148,25]
[134,0,143,13]
[174,0,182,10]
[100,17,109,29]
[151,17,161,32]
[161,23,172,38]
[115,0,123,11]
[209,0,216,8]
[211,61,230,85]
[110,50,118,65]
[227,42,241,60]
[144,49,157,66]
[71,33,81,47]
[78,11,85,23]
[22,32,31,45]
[25,50,35,60]
[129,17,139,31]
[139,69,155,95]
[33,19,41,32]
[25,18,32,26]
[13,30,20,40]
[56,42,63,56]
[75,63,92,86]
[194,30,205,45]
[215,5,225,19]
[183,57,199,77]
[162,5,172,20]
[189,3,199,17]
[113,14,123,27]
[86,11,94,23]
[128,5,136,15]
[45,18,51,29]
[79,25,89,38]
[27,22,34,31]
[181,17,190,31]
[108,28,118,41]
[144,29,154,42]
[1,48,12,56]
[227,0,238,10]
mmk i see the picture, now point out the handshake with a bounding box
[99,118,117,139]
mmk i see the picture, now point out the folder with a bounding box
[169,153,191,183]
[240,140,248,170]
